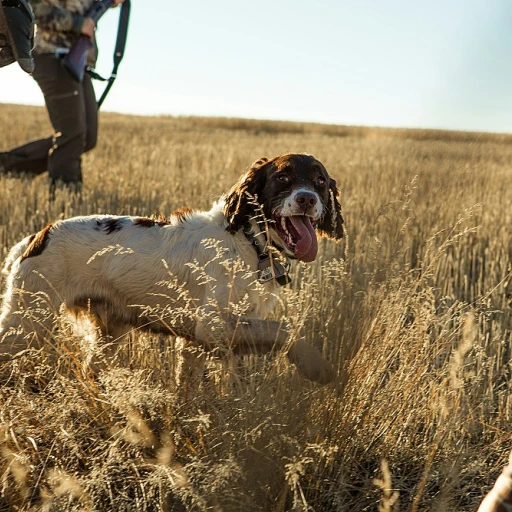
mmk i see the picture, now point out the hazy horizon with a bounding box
[3,0,512,134]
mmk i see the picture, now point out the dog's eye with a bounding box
[277,174,290,184]
[316,176,327,187]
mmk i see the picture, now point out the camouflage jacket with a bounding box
[28,0,97,65]
[0,0,35,72]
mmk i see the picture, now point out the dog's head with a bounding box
[223,153,344,262]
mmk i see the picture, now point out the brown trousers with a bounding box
[7,53,98,186]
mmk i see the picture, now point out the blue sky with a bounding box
[3,0,512,133]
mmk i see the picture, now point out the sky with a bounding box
[3,0,512,133]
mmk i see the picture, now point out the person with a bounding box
[0,0,124,195]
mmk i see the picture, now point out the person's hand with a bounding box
[81,17,96,38]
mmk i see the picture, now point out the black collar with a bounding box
[243,222,291,286]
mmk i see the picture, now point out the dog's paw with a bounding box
[286,338,335,384]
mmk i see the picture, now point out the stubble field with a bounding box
[0,103,511,511]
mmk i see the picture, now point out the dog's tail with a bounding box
[1,234,34,276]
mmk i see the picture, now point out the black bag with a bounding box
[0,0,35,73]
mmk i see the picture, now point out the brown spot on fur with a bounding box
[152,213,171,225]
[20,224,53,262]
[103,218,123,234]
[133,217,157,228]
[171,207,195,223]
[133,214,170,228]
[134,210,195,228]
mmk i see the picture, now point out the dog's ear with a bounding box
[317,178,344,239]
[223,157,269,233]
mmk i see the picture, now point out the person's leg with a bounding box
[3,137,53,174]
[37,55,88,187]
[1,53,88,182]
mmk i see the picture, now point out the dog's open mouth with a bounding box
[274,213,318,262]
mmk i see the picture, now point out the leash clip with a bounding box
[258,254,291,286]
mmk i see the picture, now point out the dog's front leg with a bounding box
[286,337,335,384]
[194,315,335,384]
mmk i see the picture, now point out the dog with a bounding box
[0,153,344,384]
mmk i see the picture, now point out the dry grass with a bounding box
[0,103,511,511]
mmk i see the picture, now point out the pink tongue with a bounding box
[288,216,318,262]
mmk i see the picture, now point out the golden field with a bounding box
[0,103,511,511]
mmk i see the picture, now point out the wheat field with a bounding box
[0,103,511,511]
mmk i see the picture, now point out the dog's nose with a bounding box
[295,191,318,208]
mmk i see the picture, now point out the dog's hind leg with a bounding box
[64,299,134,371]
[1,235,60,363]
[0,279,60,362]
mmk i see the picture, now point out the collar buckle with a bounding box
[257,253,291,286]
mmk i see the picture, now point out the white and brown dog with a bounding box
[0,154,344,383]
